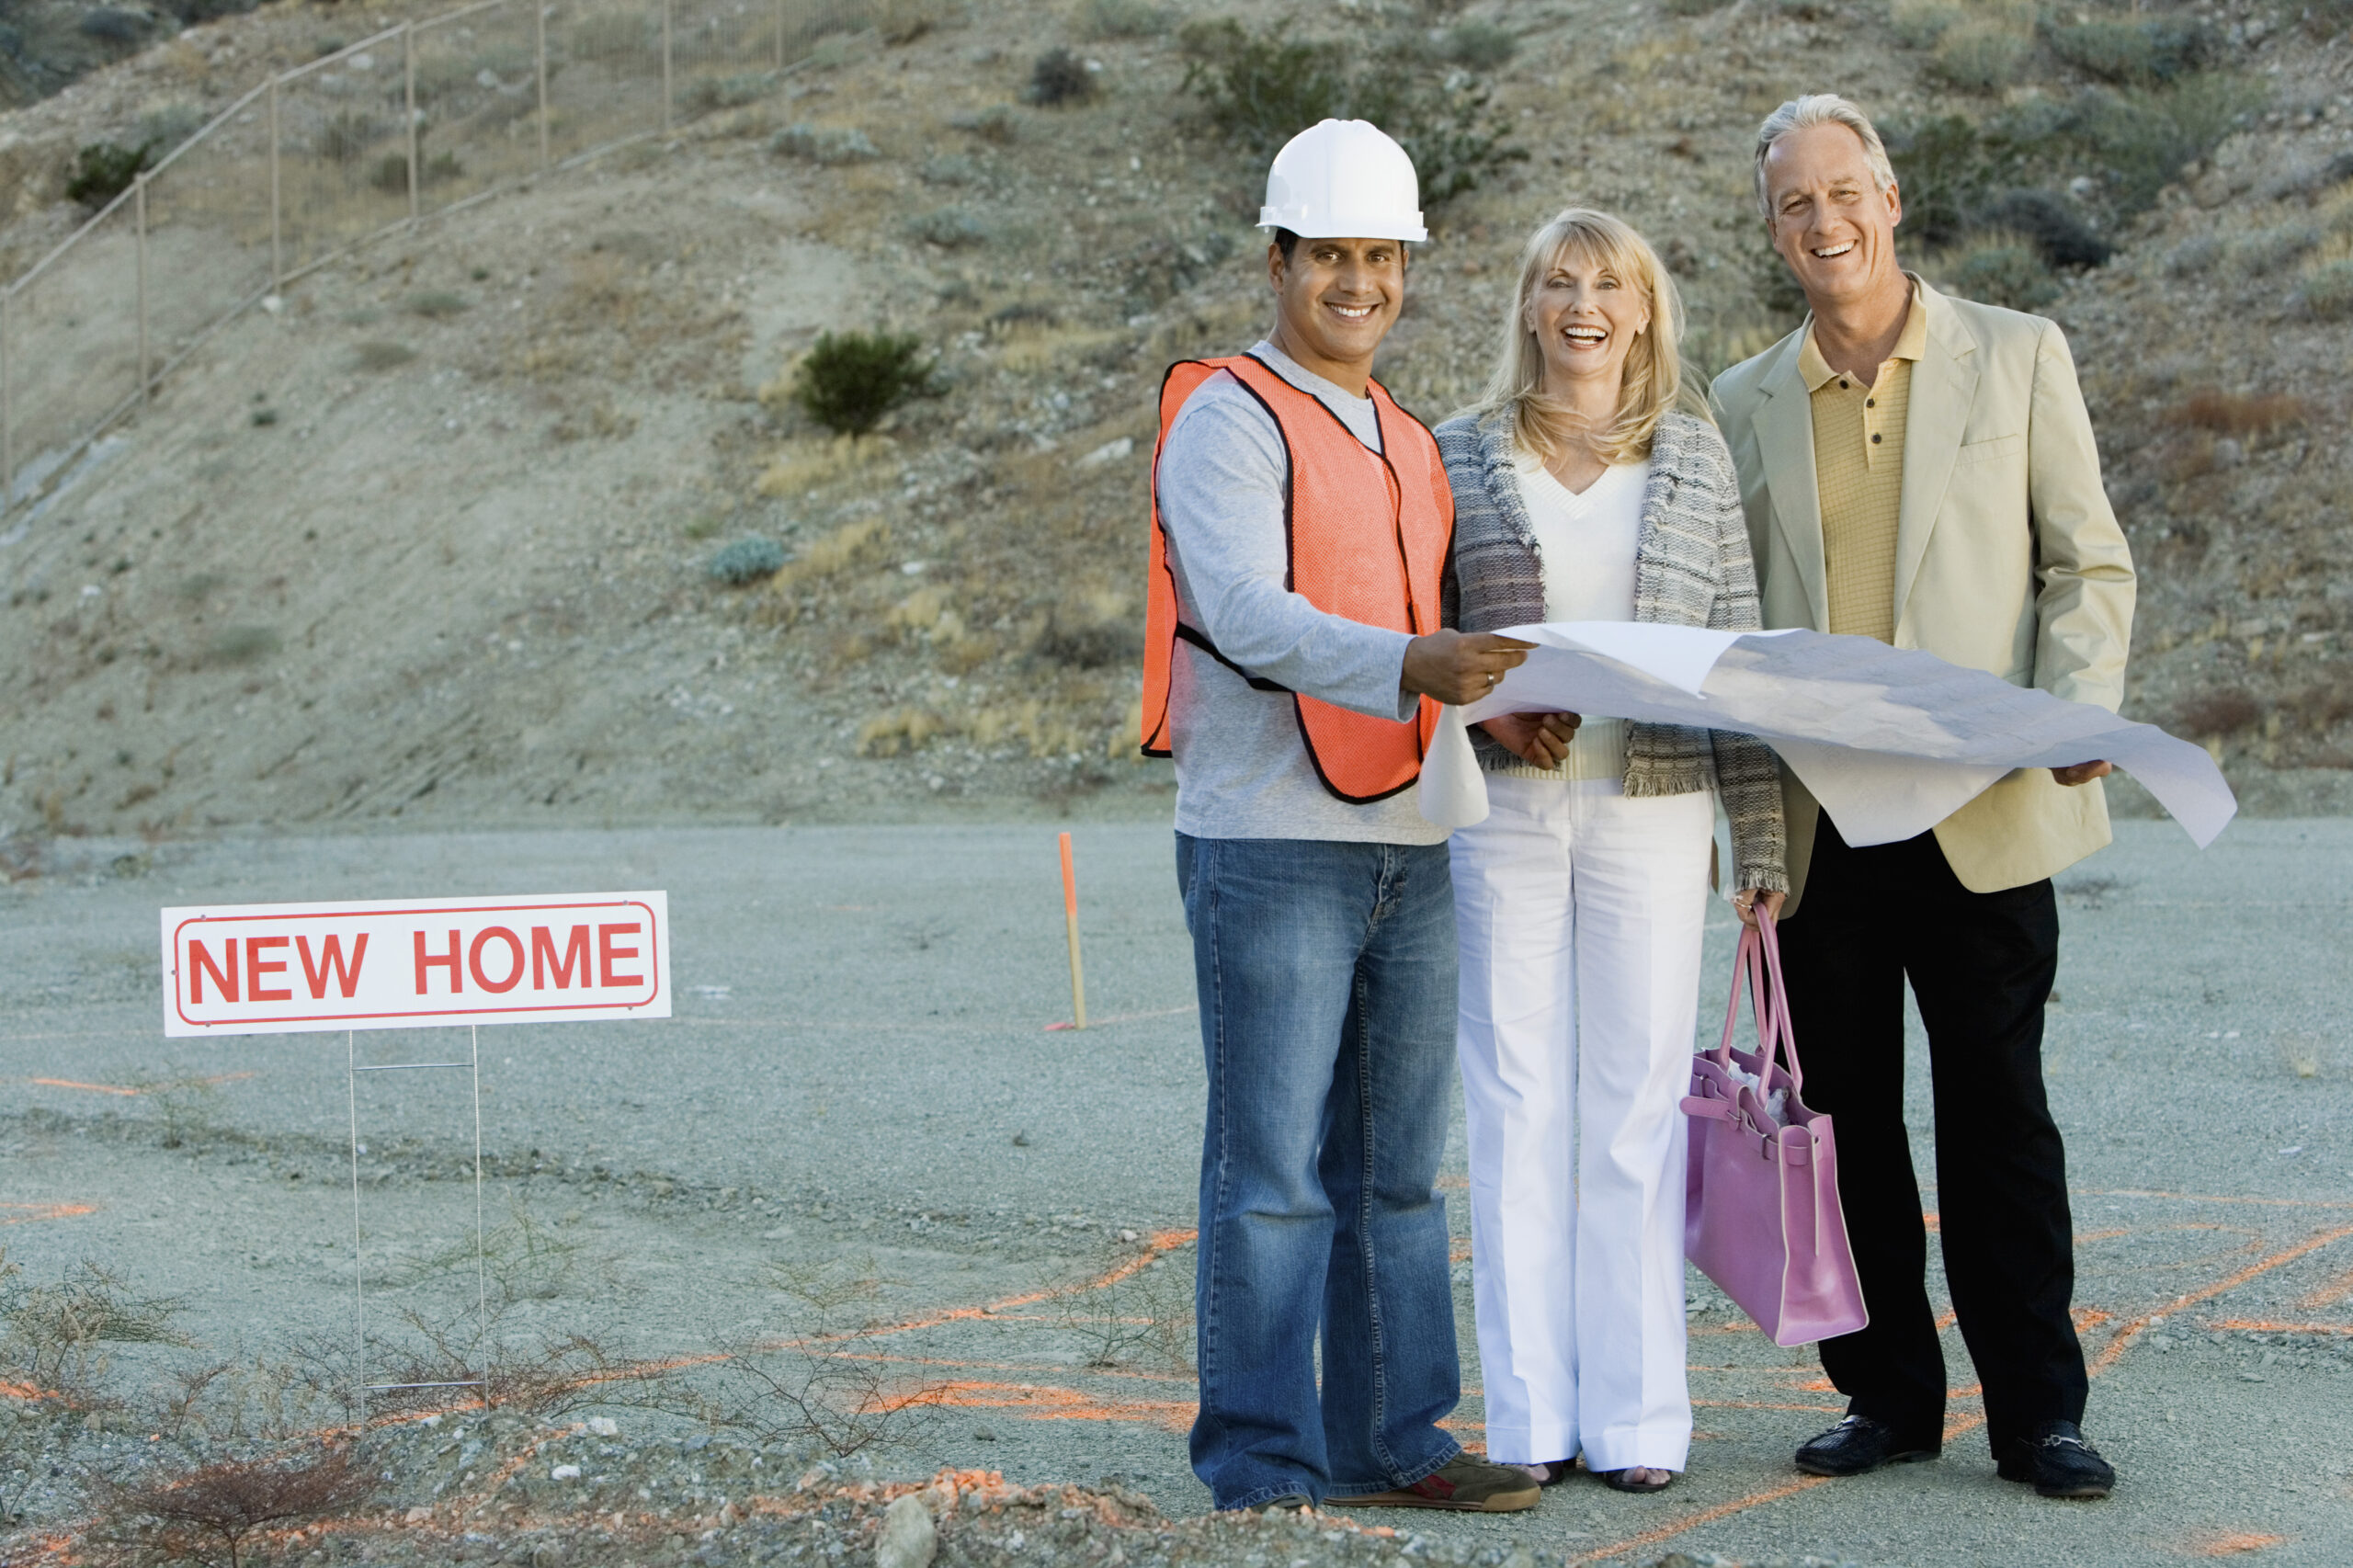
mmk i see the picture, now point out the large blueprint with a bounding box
[1419,622,2236,848]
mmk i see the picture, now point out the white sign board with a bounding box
[161,892,670,1037]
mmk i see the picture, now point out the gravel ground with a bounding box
[2,818,2349,1568]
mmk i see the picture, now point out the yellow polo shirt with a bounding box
[1800,284,1928,642]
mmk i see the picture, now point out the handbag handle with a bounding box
[1711,909,1803,1096]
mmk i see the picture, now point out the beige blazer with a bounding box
[1709,278,2135,908]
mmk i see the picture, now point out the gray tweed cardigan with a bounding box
[1436,408,1789,894]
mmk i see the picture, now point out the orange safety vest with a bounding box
[1141,354,1454,805]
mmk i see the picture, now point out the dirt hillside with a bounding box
[1,0,2349,852]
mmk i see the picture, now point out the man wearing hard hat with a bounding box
[1141,119,1541,1515]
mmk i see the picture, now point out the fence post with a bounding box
[660,0,673,135]
[404,23,420,222]
[535,1,550,170]
[268,75,283,290]
[135,174,150,403]
[2,290,13,508]
[774,0,784,71]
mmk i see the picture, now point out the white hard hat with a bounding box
[1257,119,1427,244]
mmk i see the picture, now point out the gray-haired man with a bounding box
[1711,93,2133,1501]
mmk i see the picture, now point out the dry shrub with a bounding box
[1053,1245,1194,1371]
[2162,427,2217,483]
[767,519,889,587]
[95,1445,372,1568]
[994,323,1129,373]
[751,437,895,497]
[2170,389,2309,435]
[3,1258,192,1401]
[2176,687,2264,737]
[2282,682,2353,732]
[857,707,949,756]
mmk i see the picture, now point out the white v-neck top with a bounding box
[1513,452,1648,622]
[1504,449,1650,784]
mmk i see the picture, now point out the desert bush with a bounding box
[709,537,788,585]
[1942,232,2060,310]
[2044,16,2211,85]
[2301,256,2353,320]
[771,122,881,163]
[1890,0,1961,46]
[876,0,951,44]
[97,1446,373,1568]
[1661,0,1737,15]
[1178,21,1347,151]
[315,109,375,163]
[205,626,281,665]
[1178,18,1524,206]
[1976,188,2112,267]
[1883,114,2007,248]
[78,7,149,42]
[2168,389,2307,434]
[64,140,155,210]
[2234,222,2321,275]
[2177,687,2264,736]
[2165,233,2224,275]
[137,103,210,155]
[908,206,988,247]
[1078,0,1170,38]
[570,10,652,61]
[1438,21,1517,69]
[793,331,939,437]
[352,341,416,370]
[686,73,776,115]
[917,153,981,185]
[951,104,1020,142]
[1029,45,1098,106]
[1930,20,2033,94]
[2037,75,2264,214]
[405,290,470,319]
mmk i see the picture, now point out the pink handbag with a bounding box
[1682,911,1868,1347]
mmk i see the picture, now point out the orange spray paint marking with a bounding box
[2090,1223,2353,1374]
[2188,1530,2289,1556]
[0,1203,97,1226]
[789,1228,1199,1345]
[1569,1474,1834,1565]
[2293,1266,2353,1312]
[28,1072,255,1096]
[923,1379,1194,1431]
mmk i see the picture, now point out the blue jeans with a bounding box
[1176,833,1464,1510]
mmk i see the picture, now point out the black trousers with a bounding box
[1776,817,2088,1453]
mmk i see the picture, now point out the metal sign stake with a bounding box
[347,1023,492,1425]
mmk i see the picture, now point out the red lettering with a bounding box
[188,937,239,1004]
[296,933,369,999]
[598,922,643,988]
[245,935,292,1003]
[469,926,524,994]
[532,925,590,990]
[414,928,463,994]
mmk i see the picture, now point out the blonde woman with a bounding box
[1434,210,1787,1493]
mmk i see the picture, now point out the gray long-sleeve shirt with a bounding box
[1154,341,1446,844]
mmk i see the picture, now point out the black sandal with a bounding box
[1598,1468,1676,1493]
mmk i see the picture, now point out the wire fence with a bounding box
[1,0,844,516]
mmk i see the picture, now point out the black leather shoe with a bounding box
[1995,1421,2114,1499]
[1793,1415,1941,1476]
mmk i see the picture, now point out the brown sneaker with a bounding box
[1346,1456,1541,1512]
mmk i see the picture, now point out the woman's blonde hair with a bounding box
[1473,208,1692,467]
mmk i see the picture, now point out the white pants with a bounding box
[1450,774,1715,1473]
